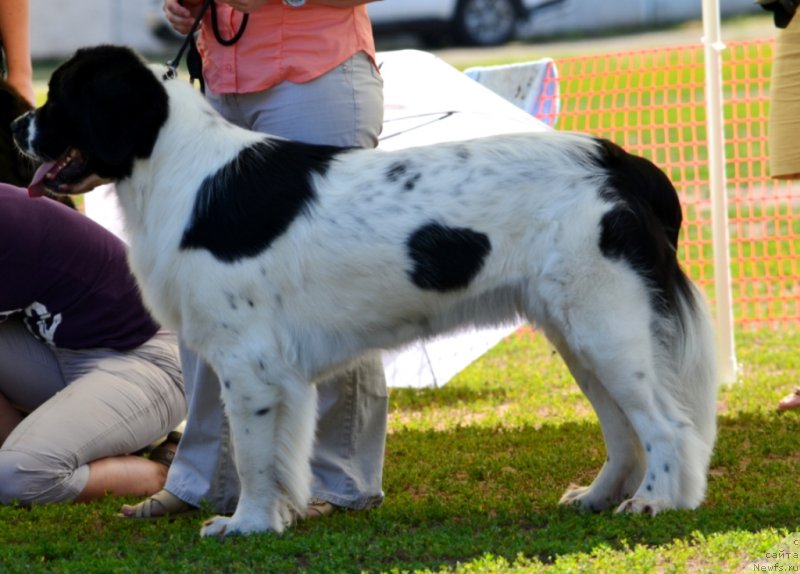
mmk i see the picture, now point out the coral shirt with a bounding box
[198,3,376,94]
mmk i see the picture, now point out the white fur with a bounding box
[25,59,718,537]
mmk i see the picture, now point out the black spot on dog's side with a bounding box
[386,161,407,182]
[255,407,270,416]
[406,222,491,291]
[385,161,422,192]
[403,173,422,192]
[181,139,345,263]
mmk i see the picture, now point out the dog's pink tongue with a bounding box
[28,162,56,198]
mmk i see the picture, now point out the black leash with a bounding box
[164,0,249,93]
[210,2,249,45]
[165,0,211,76]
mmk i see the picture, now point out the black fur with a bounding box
[0,77,36,186]
[180,140,342,262]
[594,138,693,315]
[406,222,491,291]
[30,45,168,181]
[386,162,407,182]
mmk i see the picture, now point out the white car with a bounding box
[368,0,553,47]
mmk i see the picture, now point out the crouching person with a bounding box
[0,183,185,504]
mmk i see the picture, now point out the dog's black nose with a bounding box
[10,112,32,144]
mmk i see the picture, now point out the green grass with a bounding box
[2,328,799,573]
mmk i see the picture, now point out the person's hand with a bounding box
[163,0,206,35]
[217,0,270,13]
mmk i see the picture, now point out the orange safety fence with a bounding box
[540,39,800,330]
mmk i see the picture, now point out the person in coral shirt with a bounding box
[122,0,388,520]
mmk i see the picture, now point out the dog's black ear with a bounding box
[0,90,15,132]
[58,47,169,170]
[0,77,33,120]
[83,66,169,167]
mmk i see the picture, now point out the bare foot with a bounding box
[777,388,800,411]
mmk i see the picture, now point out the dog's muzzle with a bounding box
[10,112,34,153]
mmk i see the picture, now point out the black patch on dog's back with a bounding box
[407,222,491,291]
[180,139,343,263]
[593,138,693,315]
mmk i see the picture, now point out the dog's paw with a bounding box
[558,484,614,512]
[200,513,283,538]
[559,484,592,507]
[200,516,236,538]
[200,516,233,537]
[614,497,671,517]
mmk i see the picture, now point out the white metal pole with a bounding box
[701,0,737,384]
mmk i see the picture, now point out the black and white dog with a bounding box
[13,46,717,537]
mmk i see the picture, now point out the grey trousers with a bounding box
[0,319,185,504]
[165,51,388,512]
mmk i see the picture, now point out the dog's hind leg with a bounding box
[575,286,715,514]
[564,343,682,513]
[200,354,317,537]
[535,272,705,515]
[570,321,703,515]
[547,331,645,512]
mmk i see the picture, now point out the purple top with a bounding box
[0,184,159,350]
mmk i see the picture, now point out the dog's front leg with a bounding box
[200,357,318,537]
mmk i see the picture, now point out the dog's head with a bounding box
[12,45,169,196]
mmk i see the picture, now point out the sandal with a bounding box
[777,387,800,411]
[304,498,337,519]
[147,431,182,468]
[118,489,198,520]
[287,498,339,524]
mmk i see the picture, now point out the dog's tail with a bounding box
[670,271,717,449]
[636,161,718,508]
[604,139,717,450]
[661,264,718,507]
[631,142,717,507]
[595,137,718,507]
